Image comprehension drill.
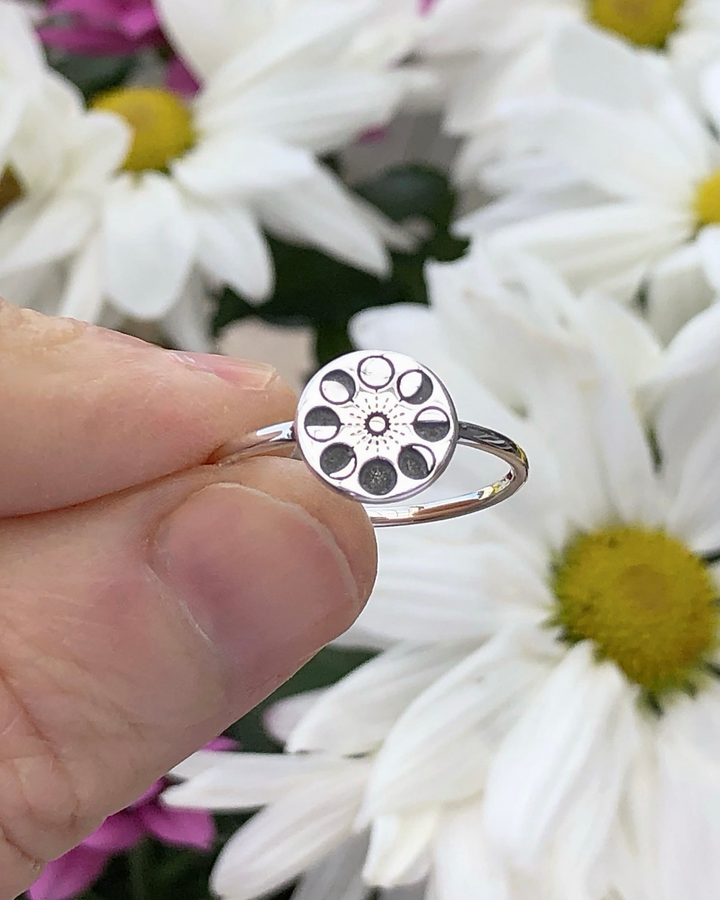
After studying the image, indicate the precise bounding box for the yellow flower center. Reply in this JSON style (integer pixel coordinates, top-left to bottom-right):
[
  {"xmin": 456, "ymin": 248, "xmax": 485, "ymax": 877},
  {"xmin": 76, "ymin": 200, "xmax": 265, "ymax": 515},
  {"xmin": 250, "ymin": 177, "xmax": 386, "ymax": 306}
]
[
  {"xmin": 92, "ymin": 88, "xmax": 195, "ymax": 173},
  {"xmin": 0, "ymin": 167, "xmax": 22, "ymax": 212},
  {"xmin": 588, "ymin": 0, "xmax": 683, "ymax": 47},
  {"xmin": 695, "ymin": 169, "xmax": 720, "ymax": 226},
  {"xmin": 552, "ymin": 526, "xmax": 718, "ymax": 698}
]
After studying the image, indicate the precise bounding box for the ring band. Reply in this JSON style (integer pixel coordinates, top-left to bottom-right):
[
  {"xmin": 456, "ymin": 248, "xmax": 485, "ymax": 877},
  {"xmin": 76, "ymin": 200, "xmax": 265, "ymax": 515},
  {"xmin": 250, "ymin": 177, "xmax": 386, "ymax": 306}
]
[{"xmin": 229, "ymin": 351, "xmax": 529, "ymax": 528}]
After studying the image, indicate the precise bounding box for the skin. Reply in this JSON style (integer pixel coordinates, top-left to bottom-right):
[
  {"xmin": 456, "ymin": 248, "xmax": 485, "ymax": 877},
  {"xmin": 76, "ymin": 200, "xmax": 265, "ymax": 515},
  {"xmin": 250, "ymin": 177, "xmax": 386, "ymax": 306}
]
[{"xmin": 0, "ymin": 300, "xmax": 377, "ymax": 898}]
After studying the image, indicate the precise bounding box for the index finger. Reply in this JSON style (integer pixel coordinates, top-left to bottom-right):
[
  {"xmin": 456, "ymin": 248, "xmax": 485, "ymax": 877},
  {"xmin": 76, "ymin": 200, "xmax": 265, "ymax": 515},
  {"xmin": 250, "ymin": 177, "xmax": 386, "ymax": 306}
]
[{"xmin": 0, "ymin": 301, "xmax": 297, "ymax": 516}]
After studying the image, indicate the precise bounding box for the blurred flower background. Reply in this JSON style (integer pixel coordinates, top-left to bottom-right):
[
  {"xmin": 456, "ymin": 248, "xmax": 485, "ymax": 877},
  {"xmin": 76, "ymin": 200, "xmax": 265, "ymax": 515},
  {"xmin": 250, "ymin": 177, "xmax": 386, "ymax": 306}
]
[{"xmin": 4, "ymin": 0, "xmax": 720, "ymax": 898}]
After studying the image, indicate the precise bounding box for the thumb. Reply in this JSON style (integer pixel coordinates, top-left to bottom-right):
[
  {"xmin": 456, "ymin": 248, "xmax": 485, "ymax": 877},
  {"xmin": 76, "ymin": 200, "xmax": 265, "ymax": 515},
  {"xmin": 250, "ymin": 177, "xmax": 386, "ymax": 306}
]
[{"xmin": 0, "ymin": 304, "xmax": 377, "ymax": 897}]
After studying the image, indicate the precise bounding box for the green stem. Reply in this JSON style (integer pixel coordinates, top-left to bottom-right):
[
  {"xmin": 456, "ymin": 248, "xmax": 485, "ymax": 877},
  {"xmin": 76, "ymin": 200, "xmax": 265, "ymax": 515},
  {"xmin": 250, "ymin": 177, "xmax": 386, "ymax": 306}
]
[{"xmin": 128, "ymin": 841, "xmax": 151, "ymax": 900}]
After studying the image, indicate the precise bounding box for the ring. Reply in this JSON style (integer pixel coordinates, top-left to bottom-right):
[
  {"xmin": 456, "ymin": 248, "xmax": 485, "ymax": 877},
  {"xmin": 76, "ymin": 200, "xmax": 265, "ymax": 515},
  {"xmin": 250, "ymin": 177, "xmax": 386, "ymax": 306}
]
[{"xmin": 232, "ymin": 350, "xmax": 529, "ymax": 527}]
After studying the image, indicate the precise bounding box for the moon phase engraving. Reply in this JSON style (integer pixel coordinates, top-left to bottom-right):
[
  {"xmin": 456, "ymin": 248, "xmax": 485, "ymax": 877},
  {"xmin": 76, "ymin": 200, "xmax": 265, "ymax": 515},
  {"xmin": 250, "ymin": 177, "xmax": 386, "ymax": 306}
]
[
  {"xmin": 414, "ymin": 407, "xmax": 451, "ymax": 442},
  {"xmin": 359, "ymin": 458, "xmax": 398, "ymax": 495},
  {"xmin": 321, "ymin": 370, "xmax": 356, "ymax": 405},
  {"xmin": 398, "ymin": 444, "xmax": 435, "ymax": 480},
  {"xmin": 295, "ymin": 350, "xmax": 458, "ymax": 503},
  {"xmin": 398, "ymin": 370, "xmax": 433, "ymax": 404},
  {"xmin": 320, "ymin": 443, "xmax": 357, "ymax": 479},
  {"xmin": 359, "ymin": 355, "xmax": 394, "ymax": 389},
  {"xmin": 304, "ymin": 406, "xmax": 341, "ymax": 442}
]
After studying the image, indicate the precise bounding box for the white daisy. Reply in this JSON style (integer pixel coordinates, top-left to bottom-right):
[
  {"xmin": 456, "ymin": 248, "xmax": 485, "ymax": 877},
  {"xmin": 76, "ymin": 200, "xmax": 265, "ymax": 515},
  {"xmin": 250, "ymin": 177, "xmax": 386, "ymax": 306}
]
[
  {"xmin": 80, "ymin": 0, "xmax": 422, "ymax": 331},
  {"xmin": 2, "ymin": 0, "xmax": 423, "ymax": 344},
  {"xmin": 422, "ymin": 0, "xmax": 720, "ymax": 181},
  {"xmin": 459, "ymin": 25, "xmax": 720, "ymax": 343},
  {"xmin": 166, "ymin": 246, "xmax": 720, "ymax": 899},
  {"xmin": 0, "ymin": 4, "xmax": 130, "ymax": 320},
  {"xmin": 0, "ymin": 2, "xmax": 44, "ymax": 169}
]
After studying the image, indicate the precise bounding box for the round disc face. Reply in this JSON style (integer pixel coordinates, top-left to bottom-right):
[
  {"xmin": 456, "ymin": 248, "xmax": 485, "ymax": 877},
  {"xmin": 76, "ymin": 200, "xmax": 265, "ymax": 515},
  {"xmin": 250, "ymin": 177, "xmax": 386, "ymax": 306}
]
[{"xmin": 296, "ymin": 351, "xmax": 458, "ymax": 503}]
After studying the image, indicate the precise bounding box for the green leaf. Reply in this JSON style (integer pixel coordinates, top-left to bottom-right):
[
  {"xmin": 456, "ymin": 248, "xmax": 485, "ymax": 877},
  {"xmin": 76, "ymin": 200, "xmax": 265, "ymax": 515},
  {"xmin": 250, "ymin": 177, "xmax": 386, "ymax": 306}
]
[
  {"xmin": 356, "ymin": 164, "xmax": 456, "ymax": 229},
  {"xmin": 50, "ymin": 55, "xmax": 137, "ymax": 102}
]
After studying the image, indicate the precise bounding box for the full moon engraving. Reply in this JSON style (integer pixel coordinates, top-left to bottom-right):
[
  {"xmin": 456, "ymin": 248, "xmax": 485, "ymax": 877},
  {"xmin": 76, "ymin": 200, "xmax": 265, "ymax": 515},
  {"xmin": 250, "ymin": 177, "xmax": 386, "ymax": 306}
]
[
  {"xmin": 359, "ymin": 355, "xmax": 394, "ymax": 389},
  {"xmin": 359, "ymin": 458, "xmax": 397, "ymax": 496}
]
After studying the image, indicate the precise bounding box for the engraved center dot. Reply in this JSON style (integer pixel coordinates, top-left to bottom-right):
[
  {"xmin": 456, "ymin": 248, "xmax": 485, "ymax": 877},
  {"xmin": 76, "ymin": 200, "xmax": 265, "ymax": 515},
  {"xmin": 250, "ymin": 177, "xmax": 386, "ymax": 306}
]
[{"xmin": 367, "ymin": 414, "xmax": 388, "ymax": 435}]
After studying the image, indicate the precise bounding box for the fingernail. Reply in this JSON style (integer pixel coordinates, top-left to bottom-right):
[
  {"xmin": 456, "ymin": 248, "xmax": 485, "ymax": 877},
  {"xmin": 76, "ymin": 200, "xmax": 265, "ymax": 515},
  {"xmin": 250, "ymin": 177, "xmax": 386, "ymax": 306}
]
[
  {"xmin": 168, "ymin": 352, "xmax": 277, "ymax": 388},
  {"xmin": 149, "ymin": 483, "xmax": 361, "ymax": 696}
]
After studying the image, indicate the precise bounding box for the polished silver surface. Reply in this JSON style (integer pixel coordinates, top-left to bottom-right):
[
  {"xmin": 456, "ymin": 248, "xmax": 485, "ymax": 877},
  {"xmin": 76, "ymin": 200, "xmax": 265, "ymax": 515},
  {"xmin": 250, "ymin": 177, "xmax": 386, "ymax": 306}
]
[{"xmin": 228, "ymin": 351, "xmax": 529, "ymax": 527}]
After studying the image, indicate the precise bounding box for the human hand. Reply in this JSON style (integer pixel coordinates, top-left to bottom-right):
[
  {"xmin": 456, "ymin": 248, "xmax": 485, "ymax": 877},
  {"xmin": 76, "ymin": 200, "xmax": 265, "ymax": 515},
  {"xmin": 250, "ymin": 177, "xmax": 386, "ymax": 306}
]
[{"xmin": 0, "ymin": 301, "xmax": 376, "ymax": 898}]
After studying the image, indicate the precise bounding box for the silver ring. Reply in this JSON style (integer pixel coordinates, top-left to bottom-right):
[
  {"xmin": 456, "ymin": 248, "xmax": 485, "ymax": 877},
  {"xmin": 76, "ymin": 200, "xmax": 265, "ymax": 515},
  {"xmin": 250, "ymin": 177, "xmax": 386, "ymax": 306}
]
[{"xmin": 231, "ymin": 350, "xmax": 528, "ymax": 527}]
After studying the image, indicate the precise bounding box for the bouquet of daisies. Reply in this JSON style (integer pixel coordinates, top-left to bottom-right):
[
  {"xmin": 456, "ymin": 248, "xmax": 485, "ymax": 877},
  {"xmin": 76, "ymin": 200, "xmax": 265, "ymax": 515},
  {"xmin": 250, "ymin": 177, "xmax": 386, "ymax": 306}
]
[{"xmin": 5, "ymin": 0, "xmax": 720, "ymax": 899}]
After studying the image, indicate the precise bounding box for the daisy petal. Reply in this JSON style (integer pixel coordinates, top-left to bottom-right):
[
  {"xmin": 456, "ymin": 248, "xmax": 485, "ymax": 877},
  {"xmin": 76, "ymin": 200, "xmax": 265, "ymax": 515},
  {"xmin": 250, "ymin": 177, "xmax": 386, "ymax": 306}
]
[
  {"xmin": 10, "ymin": 76, "xmax": 84, "ymax": 194},
  {"xmin": 529, "ymin": 102, "xmax": 695, "ymax": 203},
  {"xmin": 648, "ymin": 304, "xmax": 720, "ymax": 495},
  {"xmin": 645, "ymin": 242, "xmax": 715, "ymax": 343},
  {"xmin": 287, "ymin": 644, "xmax": 465, "ymax": 755},
  {"xmin": 154, "ymin": 0, "xmax": 238, "ymax": 80},
  {"xmin": 549, "ymin": 690, "xmax": 639, "ymax": 899},
  {"xmin": 102, "ymin": 173, "xmax": 196, "ymax": 319},
  {"xmin": 264, "ymin": 691, "xmax": 327, "ymax": 745},
  {"xmin": 165, "ymin": 753, "xmax": 352, "ymax": 810},
  {"xmin": 552, "ymin": 24, "xmax": 665, "ymax": 110},
  {"xmin": 0, "ymin": 194, "xmax": 93, "ymax": 276},
  {"xmin": 0, "ymin": 92, "xmax": 24, "ymax": 169},
  {"xmin": 0, "ymin": 3, "xmax": 46, "ymax": 87},
  {"xmin": 211, "ymin": 762, "xmax": 368, "ymax": 900},
  {"xmin": 581, "ymin": 353, "xmax": 663, "ymax": 527},
  {"xmin": 292, "ymin": 834, "xmax": 369, "ymax": 900},
  {"xmin": 190, "ymin": 200, "xmax": 273, "ymax": 302},
  {"xmin": 666, "ymin": 409, "xmax": 720, "ymax": 552},
  {"xmin": 198, "ymin": 68, "xmax": 406, "ymax": 153},
  {"xmin": 484, "ymin": 642, "xmax": 632, "ymax": 869},
  {"xmin": 197, "ymin": 0, "xmax": 378, "ymax": 104},
  {"xmin": 63, "ymin": 110, "xmax": 131, "ymax": 191},
  {"xmin": 700, "ymin": 60, "xmax": 720, "ymax": 134},
  {"xmin": 660, "ymin": 683, "xmax": 720, "ymax": 764},
  {"xmin": 257, "ymin": 167, "xmax": 389, "ymax": 276},
  {"xmin": 577, "ymin": 292, "xmax": 662, "ymax": 388},
  {"xmin": 364, "ymin": 811, "xmax": 437, "ymax": 887},
  {"xmin": 172, "ymin": 136, "xmax": 315, "ymax": 199},
  {"xmin": 362, "ymin": 634, "xmax": 557, "ymax": 818},
  {"xmin": 654, "ymin": 729, "xmax": 720, "ymax": 900},
  {"xmin": 696, "ymin": 224, "xmax": 720, "ymax": 293},
  {"xmin": 490, "ymin": 203, "xmax": 691, "ymax": 301},
  {"xmin": 433, "ymin": 802, "xmax": 509, "ymax": 900},
  {"xmin": 160, "ymin": 269, "xmax": 214, "ymax": 352},
  {"xmin": 58, "ymin": 233, "xmax": 104, "ymax": 322},
  {"xmin": 356, "ymin": 533, "xmax": 549, "ymax": 644}
]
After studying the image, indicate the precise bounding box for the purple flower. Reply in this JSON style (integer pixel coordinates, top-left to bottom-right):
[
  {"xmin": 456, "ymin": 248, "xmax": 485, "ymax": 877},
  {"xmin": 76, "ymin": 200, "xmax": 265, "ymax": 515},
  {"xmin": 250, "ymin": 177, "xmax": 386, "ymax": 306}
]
[
  {"xmin": 39, "ymin": 0, "xmax": 165, "ymax": 56},
  {"xmin": 28, "ymin": 737, "xmax": 236, "ymax": 900}
]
